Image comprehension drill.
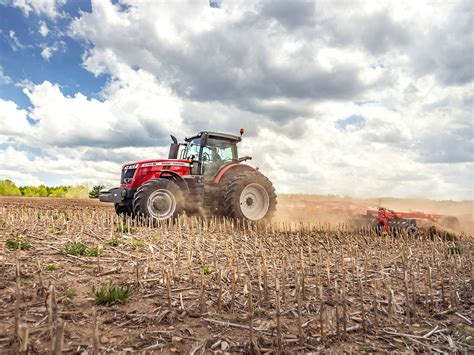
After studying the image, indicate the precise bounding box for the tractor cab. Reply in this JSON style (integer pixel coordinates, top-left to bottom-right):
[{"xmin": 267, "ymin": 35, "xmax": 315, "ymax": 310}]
[{"xmin": 169, "ymin": 131, "xmax": 241, "ymax": 178}]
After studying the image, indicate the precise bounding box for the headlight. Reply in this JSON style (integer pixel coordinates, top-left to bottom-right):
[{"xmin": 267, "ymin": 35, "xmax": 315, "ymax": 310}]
[{"xmin": 123, "ymin": 164, "xmax": 139, "ymax": 170}]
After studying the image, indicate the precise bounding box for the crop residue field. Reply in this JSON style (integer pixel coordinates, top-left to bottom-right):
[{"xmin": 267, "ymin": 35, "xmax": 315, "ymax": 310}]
[{"xmin": 0, "ymin": 197, "xmax": 473, "ymax": 353}]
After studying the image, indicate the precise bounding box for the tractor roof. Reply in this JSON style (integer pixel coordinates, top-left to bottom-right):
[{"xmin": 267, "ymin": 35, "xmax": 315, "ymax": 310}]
[{"xmin": 185, "ymin": 131, "xmax": 242, "ymax": 143}]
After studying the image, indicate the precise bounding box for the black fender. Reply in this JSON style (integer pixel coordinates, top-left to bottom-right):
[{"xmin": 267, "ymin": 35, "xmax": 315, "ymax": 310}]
[
  {"xmin": 157, "ymin": 170, "xmax": 190, "ymax": 194},
  {"xmin": 213, "ymin": 163, "xmax": 256, "ymax": 184}
]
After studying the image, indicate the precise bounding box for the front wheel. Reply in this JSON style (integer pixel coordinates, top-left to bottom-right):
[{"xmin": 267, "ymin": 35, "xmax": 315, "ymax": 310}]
[
  {"xmin": 222, "ymin": 171, "xmax": 277, "ymax": 221},
  {"xmin": 133, "ymin": 179, "xmax": 184, "ymax": 220}
]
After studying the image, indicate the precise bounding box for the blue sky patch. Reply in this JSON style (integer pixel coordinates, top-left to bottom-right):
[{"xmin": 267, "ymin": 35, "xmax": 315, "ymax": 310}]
[
  {"xmin": 0, "ymin": 142, "xmax": 50, "ymax": 158},
  {"xmin": 0, "ymin": 2, "xmax": 107, "ymax": 109},
  {"xmin": 209, "ymin": 0, "xmax": 222, "ymax": 9},
  {"xmin": 336, "ymin": 114, "xmax": 366, "ymax": 130},
  {"xmin": 354, "ymin": 100, "xmax": 379, "ymax": 107}
]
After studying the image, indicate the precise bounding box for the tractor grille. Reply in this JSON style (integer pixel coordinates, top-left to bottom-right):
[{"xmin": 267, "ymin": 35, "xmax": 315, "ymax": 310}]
[{"xmin": 121, "ymin": 168, "xmax": 136, "ymax": 184}]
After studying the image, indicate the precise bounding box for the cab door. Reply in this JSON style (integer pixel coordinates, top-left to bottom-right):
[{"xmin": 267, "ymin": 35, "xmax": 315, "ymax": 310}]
[{"xmin": 184, "ymin": 139, "xmax": 204, "ymax": 175}]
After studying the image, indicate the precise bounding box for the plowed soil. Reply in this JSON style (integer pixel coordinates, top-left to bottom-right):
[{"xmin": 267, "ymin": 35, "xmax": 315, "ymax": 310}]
[{"xmin": 0, "ymin": 196, "xmax": 473, "ymax": 353}]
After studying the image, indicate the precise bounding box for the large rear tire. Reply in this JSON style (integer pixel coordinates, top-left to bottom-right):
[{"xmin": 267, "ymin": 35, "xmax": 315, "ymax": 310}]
[
  {"xmin": 133, "ymin": 179, "xmax": 184, "ymax": 220},
  {"xmin": 222, "ymin": 171, "xmax": 277, "ymax": 221}
]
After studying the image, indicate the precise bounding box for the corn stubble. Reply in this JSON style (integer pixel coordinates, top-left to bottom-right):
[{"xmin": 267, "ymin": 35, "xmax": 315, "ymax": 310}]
[{"xmin": 0, "ymin": 197, "xmax": 473, "ymax": 353}]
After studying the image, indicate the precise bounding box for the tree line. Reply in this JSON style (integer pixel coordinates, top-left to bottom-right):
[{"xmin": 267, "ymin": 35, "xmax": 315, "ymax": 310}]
[{"xmin": 0, "ymin": 179, "xmax": 105, "ymax": 199}]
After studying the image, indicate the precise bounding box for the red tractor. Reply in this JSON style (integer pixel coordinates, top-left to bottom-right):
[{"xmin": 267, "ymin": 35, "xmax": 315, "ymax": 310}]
[{"xmin": 99, "ymin": 130, "xmax": 277, "ymax": 221}]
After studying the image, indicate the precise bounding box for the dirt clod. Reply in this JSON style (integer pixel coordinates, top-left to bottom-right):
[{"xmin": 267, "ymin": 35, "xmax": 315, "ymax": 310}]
[
  {"xmin": 172, "ymin": 336, "xmax": 182, "ymax": 343},
  {"xmin": 221, "ymin": 341, "xmax": 229, "ymax": 351}
]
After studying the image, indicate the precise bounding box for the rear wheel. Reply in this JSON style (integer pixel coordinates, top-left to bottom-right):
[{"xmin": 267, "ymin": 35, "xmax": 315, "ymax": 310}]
[
  {"xmin": 222, "ymin": 171, "xmax": 277, "ymax": 221},
  {"xmin": 133, "ymin": 179, "xmax": 184, "ymax": 220}
]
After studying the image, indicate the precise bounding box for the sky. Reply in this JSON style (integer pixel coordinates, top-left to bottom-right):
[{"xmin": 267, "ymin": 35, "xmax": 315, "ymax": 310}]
[{"xmin": 0, "ymin": 0, "xmax": 472, "ymax": 200}]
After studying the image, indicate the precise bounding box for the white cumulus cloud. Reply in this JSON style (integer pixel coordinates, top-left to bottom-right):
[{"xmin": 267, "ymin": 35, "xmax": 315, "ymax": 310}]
[
  {"xmin": 9, "ymin": 0, "xmax": 66, "ymax": 18},
  {"xmin": 0, "ymin": 0, "xmax": 472, "ymax": 199},
  {"xmin": 38, "ymin": 20, "xmax": 49, "ymax": 37},
  {"xmin": 0, "ymin": 98, "xmax": 31, "ymax": 143}
]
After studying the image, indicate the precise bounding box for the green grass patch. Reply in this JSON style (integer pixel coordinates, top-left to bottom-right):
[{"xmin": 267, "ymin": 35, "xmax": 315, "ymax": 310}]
[
  {"xmin": 46, "ymin": 263, "xmax": 57, "ymax": 271},
  {"xmin": 108, "ymin": 237, "xmax": 125, "ymax": 247},
  {"xmin": 59, "ymin": 242, "xmax": 88, "ymax": 256},
  {"xmin": 59, "ymin": 242, "xmax": 101, "ymax": 257},
  {"xmin": 92, "ymin": 281, "xmax": 131, "ymax": 305},
  {"xmin": 63, "ymin": 289, "xmax": 77, "ymax": 299},
  {"xmin": 19, "ymin": 278, "xmax": 28, "ymax": 286},
  {"xmin": 203, "ymin": 265, "xmax": 212, "ymax": 275},
  {"xmin": 87, "ymin": 246, "xmax": 102, "ymax": 257},
  {"xmin": 132, "ymin": 241, "xmax": 145, "ymax": 248},
  {"xmin": 448, "ymin": 246, "xmax": 463, "ymax": 254},
  {"xmin": 455, "ymin": 325, "xmax": 474, "ymax": 345},
  {"xmin": 462, "ymin": 337, "xmax": 474, "ymax": 346},
  {"xmin": 6, "ymin": 235, "xmax": 33, "ymax": 251}
]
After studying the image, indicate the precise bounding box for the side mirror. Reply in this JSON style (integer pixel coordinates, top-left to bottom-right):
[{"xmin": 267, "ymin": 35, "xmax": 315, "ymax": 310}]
[
  {"xmin": 168, "ymin": 143, "xmax": 179, "ymax": 159},
  {"xmin": 201, "ymin": 132, "xmax": 209, "ymax": 146}
]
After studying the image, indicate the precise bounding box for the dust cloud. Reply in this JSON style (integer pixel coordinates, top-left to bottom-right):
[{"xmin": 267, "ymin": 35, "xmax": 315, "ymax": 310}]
[{"xmin": 275, "ymin": 195, "xmax": 474, "ymax": 235}]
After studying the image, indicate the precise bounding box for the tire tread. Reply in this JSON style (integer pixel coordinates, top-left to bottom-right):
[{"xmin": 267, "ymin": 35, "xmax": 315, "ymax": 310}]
[
  {"xmin": 132, "ymin": 178, "xmax": 184, "ymax": 219},
  {"xmin": 221, "ymin": 171, "xmax": 277, "ymax": 220}
]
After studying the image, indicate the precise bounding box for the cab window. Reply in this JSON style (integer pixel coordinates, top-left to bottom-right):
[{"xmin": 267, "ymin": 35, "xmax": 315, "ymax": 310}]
[
  {"xmin": 201, "ymin": 138, "xmax": 237, "ymax": 177},
  {"xmin": 185, "ymin": 139, "xmax": 201, "ymax": 160},
  {"xmin": 202, "ymin": 138, "xmax": 237, "ymax": 162}
]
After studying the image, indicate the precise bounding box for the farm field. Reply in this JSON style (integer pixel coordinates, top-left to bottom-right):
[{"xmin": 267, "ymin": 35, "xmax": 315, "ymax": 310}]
[{"xmin": 0, "ymin": 196, "xmax": 473, "ymax": 353}]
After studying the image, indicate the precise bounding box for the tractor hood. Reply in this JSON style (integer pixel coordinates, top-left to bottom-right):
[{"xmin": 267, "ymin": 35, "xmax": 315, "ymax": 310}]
[
  {"xmin": 120, "ymin": 159, "xmax": 192, "ymax": 188},
  {"xmin": 122, "ymin": 159, "xmax": 191, "ymax": 170}
]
